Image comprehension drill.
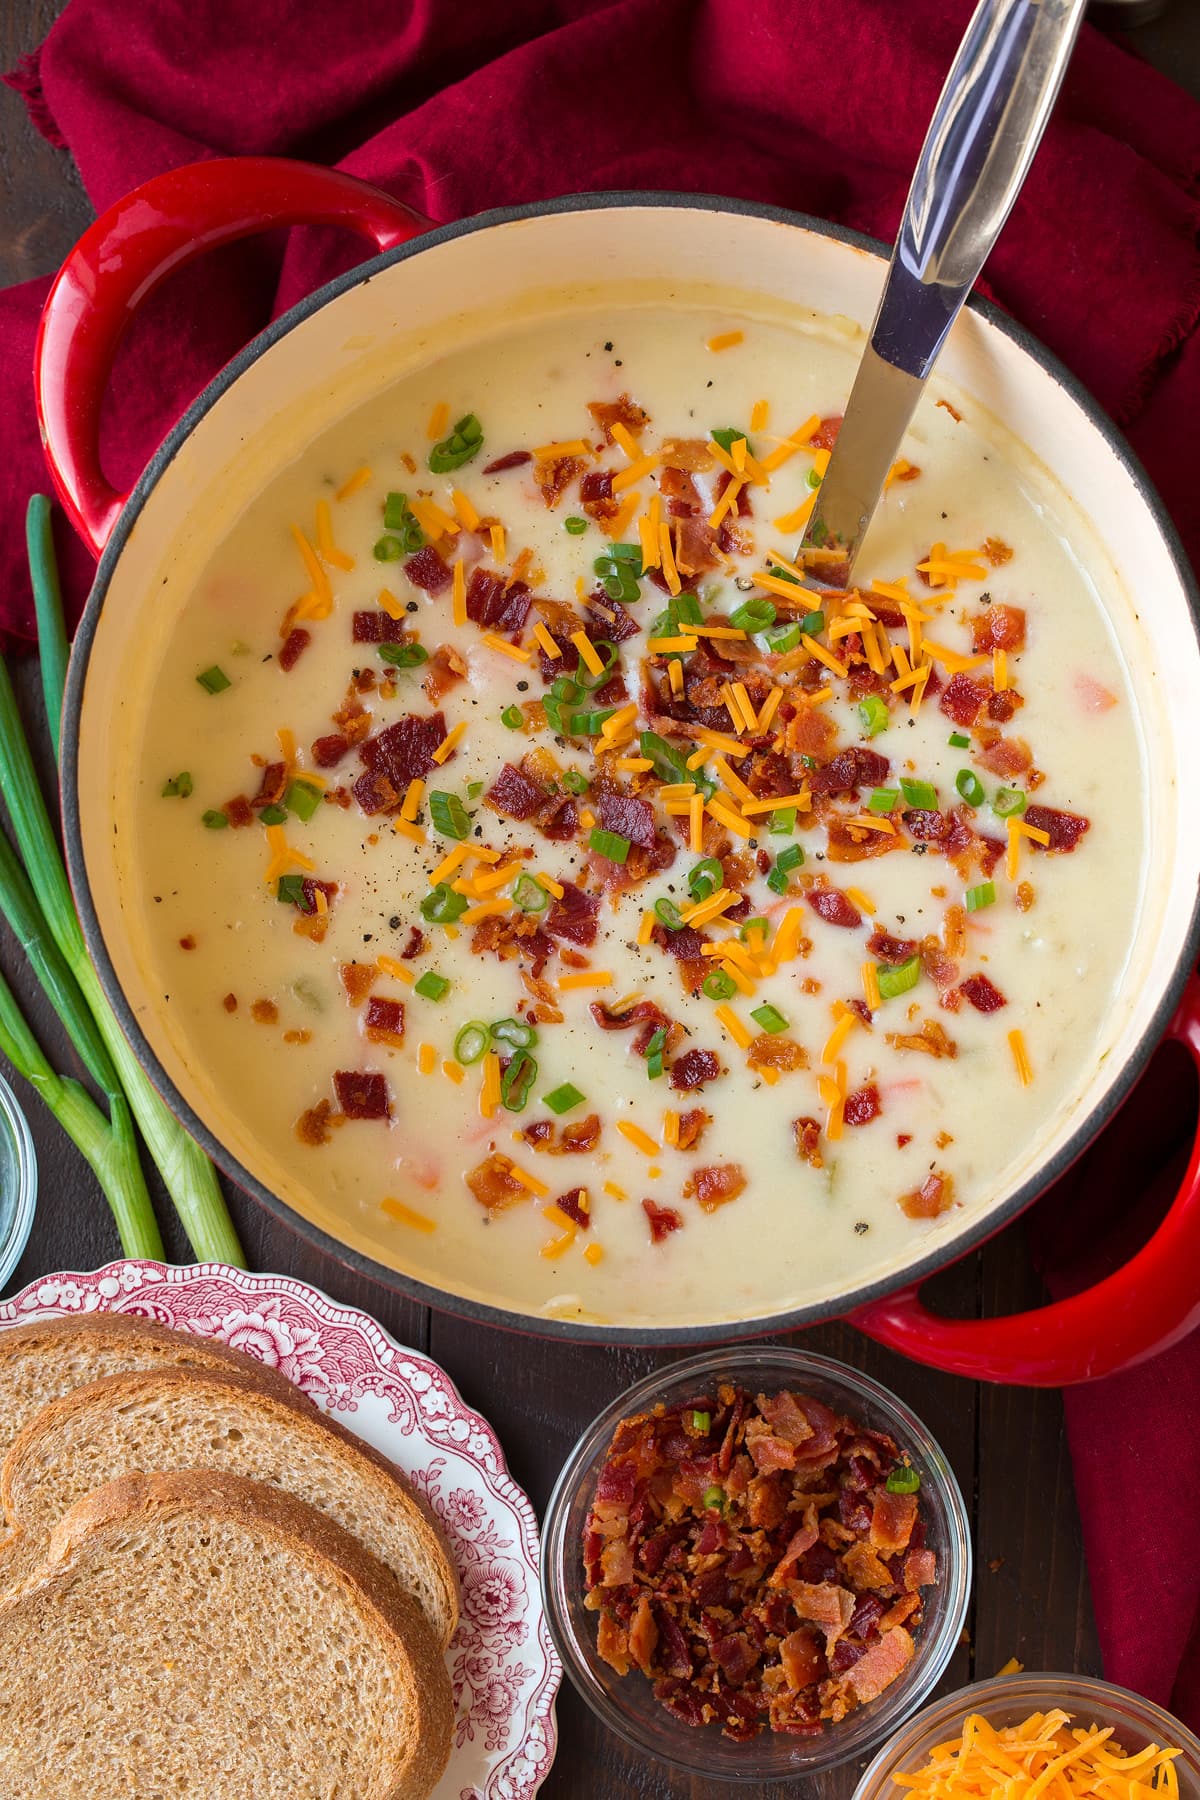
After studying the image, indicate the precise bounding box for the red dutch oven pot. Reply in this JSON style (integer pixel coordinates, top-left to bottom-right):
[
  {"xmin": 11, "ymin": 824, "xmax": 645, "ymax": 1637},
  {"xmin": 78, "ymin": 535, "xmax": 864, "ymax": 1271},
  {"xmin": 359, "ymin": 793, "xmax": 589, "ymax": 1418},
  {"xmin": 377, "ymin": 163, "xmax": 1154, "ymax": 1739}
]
[{"xmin": 36, "ymin": 158, "xmax": 1200, "ymax": 1383}]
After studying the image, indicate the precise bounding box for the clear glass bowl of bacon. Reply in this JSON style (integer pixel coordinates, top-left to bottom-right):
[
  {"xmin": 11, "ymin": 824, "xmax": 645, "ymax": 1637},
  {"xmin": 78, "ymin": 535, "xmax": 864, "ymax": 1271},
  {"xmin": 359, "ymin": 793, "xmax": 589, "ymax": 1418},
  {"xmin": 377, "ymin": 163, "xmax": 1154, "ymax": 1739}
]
[
  {"xmin": 541, "ymin": 1346, "xmax": 971, "ymax": 1782},
  {"xmin": 852, "ymin": 1672, "xmax": 1200, "ymax": 1800}
]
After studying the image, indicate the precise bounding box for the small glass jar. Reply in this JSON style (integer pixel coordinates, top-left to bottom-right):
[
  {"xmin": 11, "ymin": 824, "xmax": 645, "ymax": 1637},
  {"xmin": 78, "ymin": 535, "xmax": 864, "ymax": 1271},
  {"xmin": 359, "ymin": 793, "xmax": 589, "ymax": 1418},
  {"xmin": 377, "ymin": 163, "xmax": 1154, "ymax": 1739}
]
[
  {"xmin": 853, "ymin": 1671, "xmax": 1200, "ymax": 1800},
  {"xmin": 541, "ymin": 1345, "xmax": 971, "ymax": 1784}
]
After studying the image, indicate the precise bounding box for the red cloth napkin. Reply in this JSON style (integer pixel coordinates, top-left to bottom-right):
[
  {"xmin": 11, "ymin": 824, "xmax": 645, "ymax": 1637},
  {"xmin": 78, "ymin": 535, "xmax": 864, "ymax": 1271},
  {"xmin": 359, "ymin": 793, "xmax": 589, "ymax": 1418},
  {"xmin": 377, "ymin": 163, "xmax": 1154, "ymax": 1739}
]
[{"xmin": 6, "ymin": 0, "xmax": 1200, "ymax": 1725}]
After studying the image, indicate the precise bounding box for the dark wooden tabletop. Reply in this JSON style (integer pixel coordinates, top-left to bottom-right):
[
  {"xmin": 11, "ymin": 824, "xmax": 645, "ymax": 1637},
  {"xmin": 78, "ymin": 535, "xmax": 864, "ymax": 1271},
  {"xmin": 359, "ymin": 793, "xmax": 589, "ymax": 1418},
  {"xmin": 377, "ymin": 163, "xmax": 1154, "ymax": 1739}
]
[{"xmin": 2, "ymin": 4, "xmax": 1196, "ymax": 1794}]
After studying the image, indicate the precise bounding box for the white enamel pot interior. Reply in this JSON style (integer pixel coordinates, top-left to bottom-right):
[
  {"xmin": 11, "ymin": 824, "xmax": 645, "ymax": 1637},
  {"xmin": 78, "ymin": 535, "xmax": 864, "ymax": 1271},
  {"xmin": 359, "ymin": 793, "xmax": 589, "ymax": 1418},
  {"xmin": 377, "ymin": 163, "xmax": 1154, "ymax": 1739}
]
[{"xmin": 62, "ymin": 194, "xmax": 1200, "ymax": 1343}]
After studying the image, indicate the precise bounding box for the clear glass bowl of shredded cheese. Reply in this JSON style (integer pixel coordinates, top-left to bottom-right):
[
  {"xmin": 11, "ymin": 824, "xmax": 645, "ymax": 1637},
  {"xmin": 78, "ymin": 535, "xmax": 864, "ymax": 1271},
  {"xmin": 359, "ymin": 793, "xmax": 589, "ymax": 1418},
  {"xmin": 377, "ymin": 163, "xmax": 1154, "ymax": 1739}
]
[{"xmin": 853, "ymin": 1672, "xmax": 1200, "ymax": 1800}]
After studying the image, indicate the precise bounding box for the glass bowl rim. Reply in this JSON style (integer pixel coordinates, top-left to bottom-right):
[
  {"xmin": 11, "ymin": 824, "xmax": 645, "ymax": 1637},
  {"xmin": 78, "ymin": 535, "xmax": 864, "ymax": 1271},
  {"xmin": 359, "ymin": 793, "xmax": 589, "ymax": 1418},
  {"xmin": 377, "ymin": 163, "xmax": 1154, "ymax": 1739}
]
[
  {"xmin": 852, "ymin": 1669, "xmax": 1200, "ymax": 1800},
  {"xmin": 540, "ymin": 1343, "xmax": 973, "ymax": 1783},
  {"xmin": 0, "ymin": 1069, "xmax": 36, "ymax": 1290}
]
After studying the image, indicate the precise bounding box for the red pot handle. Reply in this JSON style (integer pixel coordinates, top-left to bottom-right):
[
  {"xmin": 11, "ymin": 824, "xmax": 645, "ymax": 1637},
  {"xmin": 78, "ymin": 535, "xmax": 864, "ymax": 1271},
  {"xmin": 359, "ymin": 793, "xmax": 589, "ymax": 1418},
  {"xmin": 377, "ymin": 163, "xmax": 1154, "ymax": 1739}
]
[
  {"xmin": 35, "ymin": 156, "xmax": 430, "ymax": 557},
  {"xmin": 846, "ymin": 972, "xmax": 1200, "ymax": 1385}
]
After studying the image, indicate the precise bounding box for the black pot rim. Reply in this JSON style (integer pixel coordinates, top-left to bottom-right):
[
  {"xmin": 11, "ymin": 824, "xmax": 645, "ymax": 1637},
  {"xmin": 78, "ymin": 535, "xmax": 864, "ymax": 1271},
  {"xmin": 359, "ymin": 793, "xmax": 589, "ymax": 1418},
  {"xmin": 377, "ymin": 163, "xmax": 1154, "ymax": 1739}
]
[{"xmin": 59, "ymin": 186, "xmax": 1200, "ymax": 1347}]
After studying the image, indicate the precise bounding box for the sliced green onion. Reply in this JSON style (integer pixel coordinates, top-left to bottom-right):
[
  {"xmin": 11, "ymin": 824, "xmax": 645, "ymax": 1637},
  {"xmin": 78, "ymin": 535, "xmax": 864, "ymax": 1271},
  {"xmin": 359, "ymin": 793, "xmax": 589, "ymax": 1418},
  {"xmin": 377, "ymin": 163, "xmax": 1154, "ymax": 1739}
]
[
  {"xmin": 202, "ymin": 809, "xmax": 229, "ymax": 830},
  {"xmin": 878, "ymin": 955, "xmax": 921, "ymax": 999},
  {"xmin": 702, "ymin": 1484, "xmax": 725, "ymax": 1511},
  {"xmin": 766, "ymin": 867, "xmax": 789, "ymax": 895},
  {"xmin": 544, "ymin": 1082, "xmax": 585, "ymax": 1115},
  {"xmin": 644, "ymin": 1027, "xmax": 668, "ymax": 1058},
  {"xmin": 639, "ymin": 731, "xmax": 715, "ymax": 798},
  {"xmin": 730, "ymin": 597, "xmax": 776, "ymax": 633},
  {"xmin": 428, "ymin": 413, "xmax": 483, "ymax": 473},
  {"xmin": 966, "ymin": 881, "xmax": 996, "ymax": 912},
  {"xmin": 568, "ymin": 707, "xmax": 619, "ymax": 737},
  {"xmin": 767, "ymin": 564, "xmax": 801, "ymax": 587},
  {"xmin": 491, "ymin": 1017, "xmax": 538, "ymax": 1051},
  {"xmin": 900, "ymin": 777, "xmax": 938, "ymax": 809},
  {"xmin": 688, "ymin": 1410, "xmax": 712, "ymax": 1433},
  {"xmin": 196, "ymin": 665, "xmax": 230, "ymax": 695},
  {"xmin": 956, "ymin": 769, "xmax": 985, "ymax": 807},
  {"xmin": 564, "ymin": 515, "xmax": 588, "ymax": 535},
  {"xmin": 740, "ymin": 917, "xmax": 768, "ymax": 941},
  {"xmin": 501, "ymin": 704, "xmax": 524, "ymax": 729},
  {"xmin": 383, "ymin": 491, "xmax": 409, "ymax": 530},
  {"xmin": 688, "ymin": 856, "xmax": 724, "ymax": 901},
  {"xmin": 161, "ymin": 772, "xmax": 193, "ymax": 799},
  {"xmin": 512, "ymin": 874, "xmax": 548, "ymax": 913},
  {"xmin": 948, "ymin": 731, "xmax": 970, "ymax": 749},
  {"xmin": 776, "ymin": 846, "xmax": 804, "ymax": 874},
  {"xmin": 429, "ymin": 791, "xmax": 471, "ymax": 840},
  {"xmin": 260, "ymin": 804, "xmax": 288, "ymax": 826},
  {"xmin": 454, "ymin": 1021, "xmax": 490, "ymax": 1065},
  {"xmin": 645, "ymin": 1051, "xmax": 665, "ymax": 1080},
  {"xmin": 419, "ymin": 882, "xmax": 468, "ymax": 924},
  {"xmin": 868, "ymin": 787, "xmax": 900, "ymax": 814},
  {"xmin": 414, "ymin": 971, "xmax": 451, "ymax": 1001},
  {"xmin": 711, "ymin": 428, "xmax": 751, "ymax": 455},
  {"xmin": 610, "ymin": 543, "xmax": 642, "ymax": 563},
  {"xmin": 500, "ymin": 1049, "xmax": 537, "ymax": 1111},
  {"xmin": 766, "ymin": 622, "xmax": 802, "ymax": 653},
  {"xmin": 378, "ymin": 642, "xmax": 429, "ymax": 668},
  {"xmin": 561, "ymin": 769, "xmax": 589, "ymax": 794},
  {"xmin": 589, "ymin": 827, "xmax": 631, "ymax": 864},
  {"xmin": 467, "ymin": 781, "xmax": 485, "ymax": 802},
  {"xmin": 750, "ymin": 1003, "xmax": 788, "ymax": 1034},
  {"xmin": 886, "ymin": 1465, "xmax": 921, "ymax": 1495},
  {"xmin": 798, "ymin": 609, "xmax": 824, "ymax": 636},
  {"xmin": 993, "ymin": 786, "xmax": 1027, "ymax": 818},
  {"xmin": 26, "ymin": 496, "xmax": 68, "ymax": 761},
  {"xmin": 373, "ymin": 534, "xmax": 404, "ymax": 561},
  {"xmin": 675, "ymin": 593, "xmax": 704, "ymax": 626},
  {"xmin": 654, "ymin": 897, "xmax": 684, "ymax": 931},
  {"xmin": 286, "ymin": 780, "xmax": 322, "ymax": 822},
  {"xmin": 769, "ymin": 807, "xmax": 797, "ymax": 835},
  {"xmin": 703, "ymin": 970, "xmax": 737, "ymax": 1001},
  {"xmin": 859, "ymin": 695, "xmax": 889, "ymax": 736}
]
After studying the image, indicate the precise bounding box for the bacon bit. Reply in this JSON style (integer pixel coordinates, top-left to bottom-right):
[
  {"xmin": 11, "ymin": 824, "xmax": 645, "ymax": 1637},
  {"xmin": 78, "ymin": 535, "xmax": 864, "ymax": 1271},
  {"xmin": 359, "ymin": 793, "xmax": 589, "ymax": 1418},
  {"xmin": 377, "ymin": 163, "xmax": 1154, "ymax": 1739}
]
[
  {"xmin": 792, "ymin": 1117, "xmax": 824, "ymax": 1168},
  {"xmin": 311, "ymin": 733, "xmax": 350, "ymax": 769},
  {"xmin": 364, "ymin": 996, "xmax": 405, "ymax": 1044},
  {"xmin": 682, "ymin": 1162, "xmax": 747, "ymax": 1212},
  {"xmin": 333, "ymin": 1070, "xmax": 391, "ymax": 1120},
  {"xmin": 867, "ymin": 930, "xmax": 919, "ymax": 964},
  {"xmin": 250, "ymin": 999, "xmax": 278, "ymax": 1024},
  {"xmin": 278, "ymin": 627, "xmax": 310, "ymax": 671},
  {"xmin": 748, "ymin": 1034, "xmax": 808, "ymax": 1072},
  {"xmin": 806, "ymin": 886, "xmax": 863, "ymax": 930},
  {"xmin": 669, "ymin": 1048, "xmax": 723, "ymax": 1090},
  {"xmin": 938, "ymin": 671, "xmax": 989, "ymax": 728},
  {"xmin": 482, "ymin": 450, "xmax": 531, "ymax": 474},
  {"xmin": 222, "ymin": 993, "xmax": 238, "ymax": 1014},
  {"xmin": 936, "ymin": 398, "xmax": 964, "ymax": 423},
  {"xmin": 552, "ymin": 1186, "xmax": 591, "ymax": 1230},
  {"xmin": 982, "ymin": 535, "xmax": 1013, "ymax": 565},
  {"xmin": 296, "ymin": 1099, "xmax": 336, "ymax": 1146},
  {"xmin": 535, "ymin": 454, "xmax": 586, "ymax": 509},
  {"xmin": 887, "ymin": 1019, "xmax": 958, "ymax": 1059},
  {"xmin": 1015, "ymin": 880, "xmax": 1035, "ymax": 912},
  {"xmin": 637, "ymin": 1198, "xmax": 681, "ymax": 1244},
  {"xmin": 942, "ymin": 904, "xmax": 967, "ymax": 959},
  {"xmin": 339, "ymin": 963, "xmax": 377, "ymax": 1007},
  {"xmin": 403, "ymin": 544, "xmax": 452, "ymax": 593},
  {"xmin": 977, "ymin": 734, "xmax": 1032, "ymax": 778},
  {"xmin": 959, "ymin": 973, "xmax": 1007, "ymax": 1013},
  {"xmin": 465, "ymin": 565, "xmax": 531, "ymax": 632},
  {"xmin": 466, "ymin": 1153, "xmax": 528, "ymax": 1212},
  {"xmin": 1024, "ymin": 804, "xmax": 1090, "ymax": 852},
  {"xmin": 971, "ymin": 604, "xmax": 1026, "ymax": 654},
  {"xmin": 546, "ymin": 881, "xmax": 600, "ymax": 947},
  {"xmin": 177, "ymin": 934, "xmax": 196, "ymax": 952},
  {"xmin": 844, "ymin": 1085, "xmax": 881, "ymax": 1127},
  {"xmin": 899, "ymin": 1170, "xmax": 955, "ymax": 1219}
]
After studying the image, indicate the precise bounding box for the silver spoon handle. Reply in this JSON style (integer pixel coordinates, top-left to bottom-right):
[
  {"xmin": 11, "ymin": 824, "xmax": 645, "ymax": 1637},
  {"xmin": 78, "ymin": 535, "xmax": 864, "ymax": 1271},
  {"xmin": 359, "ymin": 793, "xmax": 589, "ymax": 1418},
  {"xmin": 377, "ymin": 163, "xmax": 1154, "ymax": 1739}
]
[{"xmin": 802, "ymin": 0, "xmax": 1087, "ymax": 578}]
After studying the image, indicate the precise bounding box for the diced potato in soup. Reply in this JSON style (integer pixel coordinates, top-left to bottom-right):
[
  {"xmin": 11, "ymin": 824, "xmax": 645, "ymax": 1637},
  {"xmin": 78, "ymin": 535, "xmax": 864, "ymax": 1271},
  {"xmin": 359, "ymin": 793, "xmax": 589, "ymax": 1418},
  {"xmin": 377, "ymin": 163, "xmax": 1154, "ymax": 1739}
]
[{"xmin": 134, "ymin": 306, "xmax": 1142, "ymax": 1325}]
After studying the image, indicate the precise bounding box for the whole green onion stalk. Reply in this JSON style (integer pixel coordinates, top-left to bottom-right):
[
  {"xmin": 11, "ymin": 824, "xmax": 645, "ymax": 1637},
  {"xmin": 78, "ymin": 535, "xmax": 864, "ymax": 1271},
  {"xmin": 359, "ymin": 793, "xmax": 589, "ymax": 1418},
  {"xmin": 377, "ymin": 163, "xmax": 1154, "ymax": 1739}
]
[{"xmin": 0, "ymin": 496, "xmax": 244, "ymax": 1265}]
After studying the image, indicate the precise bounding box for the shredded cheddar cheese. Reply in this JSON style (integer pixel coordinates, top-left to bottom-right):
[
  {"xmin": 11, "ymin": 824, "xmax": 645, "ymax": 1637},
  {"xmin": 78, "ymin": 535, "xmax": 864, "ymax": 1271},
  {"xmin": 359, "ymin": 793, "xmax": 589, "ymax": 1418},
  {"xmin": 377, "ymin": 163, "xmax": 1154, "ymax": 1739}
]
[
  {"xmin": 426, "ymin": 400, "xmax": 450, "ymax": 441},
  {"xmin": 618, "ymin": 1120, "xmax": 660, "ymax": 1156},
  {"xmin": 417, "ymin": 1042, "xmax": 437, "ymax": 1076},
  {"xmin": 707, "ymin": 329, "xmax": 744, "ymax": 352},
  {"xmin": 890, "ymin": 1709, "xmax": 1181, "ymax": 1800},
  {"xmin": 479, "ymin": 1051, "xmax": 501, "ymax": 1118},
  {"xmin": 407, "ymin": 496, "xmax": 459, "ymax": 541},
  {"xmin": 381, "ymin": 1197, "xmax": 436, "ymax": 1233},
  {"xmin": 612, "ymin": 452, "xmax": 658, "ymax": 492},
  {"xmin": 335, "ymin": 464, "xmax": 372, "ymax": 501},
  {"xmin": 862, "ymin": 961, "xmax": 882, "ymax": 1011},
  {"xmin": 489, "ymin": 523, "xmax": 506, "ymax": 565},
  {"xmin": 481, "ymin": 633, "xmax": 530, "ymax": 662},
  {"xmin": 532, "ymin": 622, "xmax": 561, "ymax": 660},
  {"xmin": 376, "ymin": 956, "xmax": 414, "ymax": 984},
  {"xmin": 1009, "ymin": 1029, "xmax": 1033, "ymax": 1087},
  {"xmin": 432, "ymin": 721, "xmax": 467, "ymax": 763},
  {"xmin": 557, "ymin": 970, "xmax": 613, "ymax": 991},
  {"xmin": 452, "ymin": 487, "xmax": 480, "ymax": 530},
  {"xmin": 714, "ymin": 1005, "xmax": 753, "ymax": 1050}
]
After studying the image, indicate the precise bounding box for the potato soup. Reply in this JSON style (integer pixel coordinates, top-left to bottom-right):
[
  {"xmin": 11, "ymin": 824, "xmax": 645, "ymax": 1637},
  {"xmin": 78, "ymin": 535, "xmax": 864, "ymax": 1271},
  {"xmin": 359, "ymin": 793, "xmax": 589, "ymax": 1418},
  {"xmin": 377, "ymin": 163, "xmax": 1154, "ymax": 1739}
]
[{"xmin": 132, "ymin": 305, "xmax": 1144, "ymax": 1324}]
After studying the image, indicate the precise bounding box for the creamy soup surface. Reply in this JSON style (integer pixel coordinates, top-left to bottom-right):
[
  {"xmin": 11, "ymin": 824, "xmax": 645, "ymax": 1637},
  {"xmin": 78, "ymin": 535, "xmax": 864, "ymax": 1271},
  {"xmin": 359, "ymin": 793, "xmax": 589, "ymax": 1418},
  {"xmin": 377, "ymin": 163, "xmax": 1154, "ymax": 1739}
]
[{"xmin": 134, "ymin": 304, "xmax": 1144, "ymax": 1323}]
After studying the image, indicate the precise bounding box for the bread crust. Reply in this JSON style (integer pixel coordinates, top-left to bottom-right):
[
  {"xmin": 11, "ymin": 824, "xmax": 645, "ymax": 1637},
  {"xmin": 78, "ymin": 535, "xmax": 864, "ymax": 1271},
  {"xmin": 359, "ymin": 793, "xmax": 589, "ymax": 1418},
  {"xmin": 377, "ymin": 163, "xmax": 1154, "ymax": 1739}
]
[
  {"xmin": 1, "ymin": 1364, "xmax": 459, "ymax": 1646},
  {"xmin": 0, "ymin": 1469, "xmax": 454, "ymax": 1800}
]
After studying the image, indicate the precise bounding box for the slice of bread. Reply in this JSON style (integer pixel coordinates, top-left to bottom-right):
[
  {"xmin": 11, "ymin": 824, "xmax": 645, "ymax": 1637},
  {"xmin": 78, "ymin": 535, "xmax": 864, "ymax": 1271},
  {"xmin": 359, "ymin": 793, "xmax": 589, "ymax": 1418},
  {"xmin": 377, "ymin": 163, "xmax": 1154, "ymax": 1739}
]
[
  {"xmin": 0, "ymin": 1470, "xmax": 453, "ymax": 1800},
  {"xmin": 0, "ymin": 1312, "xmax": 300, "ymax": 1463},
  {"xmin": 0, "ymin": 1365, "xmax": 459, "ymax": 1648}
]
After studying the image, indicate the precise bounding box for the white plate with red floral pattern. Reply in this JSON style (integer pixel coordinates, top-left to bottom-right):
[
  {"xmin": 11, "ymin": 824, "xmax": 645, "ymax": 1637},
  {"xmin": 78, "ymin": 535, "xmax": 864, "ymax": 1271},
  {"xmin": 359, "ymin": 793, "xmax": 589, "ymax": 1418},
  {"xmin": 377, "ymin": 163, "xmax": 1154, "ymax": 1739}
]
[{"xmin": 0, "ymin": 1260, "xmax": 560, "ymax": 1800}]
